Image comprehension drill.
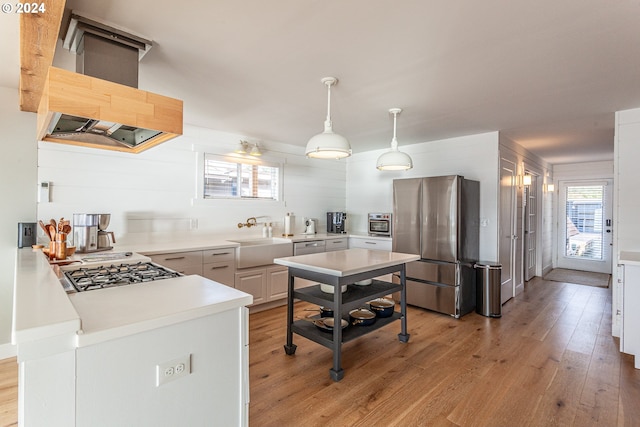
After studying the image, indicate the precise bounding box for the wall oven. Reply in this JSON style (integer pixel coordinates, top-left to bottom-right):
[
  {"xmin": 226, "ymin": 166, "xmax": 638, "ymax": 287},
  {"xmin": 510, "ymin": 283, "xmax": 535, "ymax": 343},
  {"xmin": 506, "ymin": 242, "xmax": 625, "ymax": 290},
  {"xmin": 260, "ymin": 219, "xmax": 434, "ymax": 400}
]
[{"xmin": 368, "ymin": 213, "xmax": 392, "ymax": 237}]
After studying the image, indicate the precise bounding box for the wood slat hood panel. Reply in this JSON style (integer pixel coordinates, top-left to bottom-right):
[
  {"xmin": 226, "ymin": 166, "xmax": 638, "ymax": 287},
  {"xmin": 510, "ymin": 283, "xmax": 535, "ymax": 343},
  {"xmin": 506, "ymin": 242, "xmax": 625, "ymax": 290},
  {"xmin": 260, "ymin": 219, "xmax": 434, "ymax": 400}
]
[
  {"xmin": 37, "ymin": 67, "xmax": 183, "ymax": 153},
  {"xmin": 19, "ymin": 0, "xmax": 66, "ymax": 113}
]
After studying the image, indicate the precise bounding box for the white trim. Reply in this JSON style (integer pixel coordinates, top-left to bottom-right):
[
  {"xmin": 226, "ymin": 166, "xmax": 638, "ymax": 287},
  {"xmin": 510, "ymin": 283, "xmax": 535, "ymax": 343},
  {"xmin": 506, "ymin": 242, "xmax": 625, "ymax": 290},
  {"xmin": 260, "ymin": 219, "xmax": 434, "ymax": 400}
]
[
  {"xmin": 191, "ymin": 146, "xmax": 285, "ymax": 205},
  {"xmin": 0, "ymin": 342, "xmax": 16, "ymax": 360}
]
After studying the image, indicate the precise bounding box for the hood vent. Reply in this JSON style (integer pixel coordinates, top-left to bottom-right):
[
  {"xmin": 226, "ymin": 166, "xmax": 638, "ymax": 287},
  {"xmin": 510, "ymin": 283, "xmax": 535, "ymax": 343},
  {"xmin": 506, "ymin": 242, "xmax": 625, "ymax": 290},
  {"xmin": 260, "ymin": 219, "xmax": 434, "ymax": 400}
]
[{"xmin": 37, "ymin": 12, "xmax": 183, "ymax": 153}]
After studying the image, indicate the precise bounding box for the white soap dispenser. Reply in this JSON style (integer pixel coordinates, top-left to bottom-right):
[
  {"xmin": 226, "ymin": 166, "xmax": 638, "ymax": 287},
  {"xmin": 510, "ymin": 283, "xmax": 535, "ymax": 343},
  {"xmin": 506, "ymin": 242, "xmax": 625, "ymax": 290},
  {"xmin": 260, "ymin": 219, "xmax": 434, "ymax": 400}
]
[
  {"xmin": 267, "ymin": 222, "xmax": 273, "ymax": 238},
  {"xmin": 262, "ymin": 223, "xmax": 268, "ymax": 238}
]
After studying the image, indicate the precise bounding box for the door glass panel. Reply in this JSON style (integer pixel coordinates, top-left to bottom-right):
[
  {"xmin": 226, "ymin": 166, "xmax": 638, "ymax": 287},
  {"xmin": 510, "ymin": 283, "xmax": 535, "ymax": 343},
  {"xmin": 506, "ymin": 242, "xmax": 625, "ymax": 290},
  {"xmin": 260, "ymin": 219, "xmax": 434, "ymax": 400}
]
[{"xmin": 564, "ymin": 185, "xmax": 604, "ymax": 260}]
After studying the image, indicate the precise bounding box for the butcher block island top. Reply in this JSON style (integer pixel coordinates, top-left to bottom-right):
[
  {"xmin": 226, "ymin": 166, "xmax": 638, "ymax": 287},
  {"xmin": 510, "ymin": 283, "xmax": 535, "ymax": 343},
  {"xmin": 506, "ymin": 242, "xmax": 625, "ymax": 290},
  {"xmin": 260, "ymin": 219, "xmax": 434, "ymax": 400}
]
[
  {"xmin": 275, "ymin": 248, "xmax": 420, "ymax": 382},
  {"xmin": 273, "ymin": 248, "xmax": 419, "ymax": 276}
]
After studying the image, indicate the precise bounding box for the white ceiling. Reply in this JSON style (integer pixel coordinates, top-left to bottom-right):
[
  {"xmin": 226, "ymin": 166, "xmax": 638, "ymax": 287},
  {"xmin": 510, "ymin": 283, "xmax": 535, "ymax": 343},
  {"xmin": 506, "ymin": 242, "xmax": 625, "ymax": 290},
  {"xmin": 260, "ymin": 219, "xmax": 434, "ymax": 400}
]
[{"xmin": 5, "ymin": 1, "xmax": 640, "ymax": 164}]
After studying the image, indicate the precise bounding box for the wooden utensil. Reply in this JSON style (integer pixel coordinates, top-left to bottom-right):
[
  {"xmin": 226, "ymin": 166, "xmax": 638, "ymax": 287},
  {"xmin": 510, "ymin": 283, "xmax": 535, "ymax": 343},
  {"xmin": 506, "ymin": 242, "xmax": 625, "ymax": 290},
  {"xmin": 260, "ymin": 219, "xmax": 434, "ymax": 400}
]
[
  {"xmin": 39, "ymin": 220, "xmax": 51, "ymax": 240},
  {"xmin": 48, "ymin": 224, "xmax": 56, "ymax": 241},
  {"xmin": 62, "ymin": 224, "xmax": 71, "ymax": 234}
]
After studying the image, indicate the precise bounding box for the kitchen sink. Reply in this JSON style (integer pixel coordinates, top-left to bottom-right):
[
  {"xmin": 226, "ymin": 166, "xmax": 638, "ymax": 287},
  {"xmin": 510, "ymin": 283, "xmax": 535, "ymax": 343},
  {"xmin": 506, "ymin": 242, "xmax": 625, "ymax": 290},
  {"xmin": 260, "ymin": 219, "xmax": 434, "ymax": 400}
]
[{"xmin": 228, "ymin": 237, "xmax": 293, "ymax": 268}]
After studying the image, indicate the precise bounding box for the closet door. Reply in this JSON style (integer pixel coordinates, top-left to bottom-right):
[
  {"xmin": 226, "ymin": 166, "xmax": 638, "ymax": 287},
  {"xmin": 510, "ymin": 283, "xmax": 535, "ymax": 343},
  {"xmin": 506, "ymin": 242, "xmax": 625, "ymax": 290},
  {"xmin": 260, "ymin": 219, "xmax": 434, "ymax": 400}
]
[{"xmin": 499, "ymin": 157, "xmax": 517, "ymax": 303}]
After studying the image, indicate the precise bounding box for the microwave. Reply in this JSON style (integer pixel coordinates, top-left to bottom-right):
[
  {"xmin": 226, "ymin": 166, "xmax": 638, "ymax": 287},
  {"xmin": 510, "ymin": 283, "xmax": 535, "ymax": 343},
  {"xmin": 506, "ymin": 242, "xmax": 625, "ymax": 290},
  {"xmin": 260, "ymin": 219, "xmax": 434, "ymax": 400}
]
[{"xmin": 368, "ymin": 213, "xmax": 392, "ymax": 237}]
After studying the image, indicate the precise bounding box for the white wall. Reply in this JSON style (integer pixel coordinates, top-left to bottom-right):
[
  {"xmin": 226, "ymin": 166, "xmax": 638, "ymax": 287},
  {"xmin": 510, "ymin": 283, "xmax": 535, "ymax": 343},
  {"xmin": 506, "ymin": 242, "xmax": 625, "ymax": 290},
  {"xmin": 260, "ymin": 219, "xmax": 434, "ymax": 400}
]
[
  {"xmin": 37, "ymin": 124, "xmax": 347, "ymax": 244},
  {"xmin": 0, "ymin": 87, "xmax": 37, "ymax": 356},
  {"xmin": 346, "ymin": 132, "xmax": 500, "ymax": 261}
]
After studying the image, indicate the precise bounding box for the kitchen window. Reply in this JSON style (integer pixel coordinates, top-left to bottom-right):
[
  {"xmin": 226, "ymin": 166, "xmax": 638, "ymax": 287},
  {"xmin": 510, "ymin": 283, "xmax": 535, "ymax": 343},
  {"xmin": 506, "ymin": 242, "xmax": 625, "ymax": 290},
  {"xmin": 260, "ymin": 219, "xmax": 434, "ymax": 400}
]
[{"xmin": 202, "ymin": 154, "xmax": 280, "ymax": 201}]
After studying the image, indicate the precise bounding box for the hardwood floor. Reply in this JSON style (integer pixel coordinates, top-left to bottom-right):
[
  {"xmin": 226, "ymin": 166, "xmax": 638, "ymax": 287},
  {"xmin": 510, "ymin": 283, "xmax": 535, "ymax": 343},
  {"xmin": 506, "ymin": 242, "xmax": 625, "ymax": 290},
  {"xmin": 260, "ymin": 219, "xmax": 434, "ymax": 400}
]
[
  {"xmin": 0, "ymin": 357, "xmax": 17, "ymax": 427},
  {"xmin": 249, "ymin": 277, "xmax": 640, "ymax": 427},
  {"xmin": 0, "ymin": 277, "xmax": 638, "ymax": 426}
]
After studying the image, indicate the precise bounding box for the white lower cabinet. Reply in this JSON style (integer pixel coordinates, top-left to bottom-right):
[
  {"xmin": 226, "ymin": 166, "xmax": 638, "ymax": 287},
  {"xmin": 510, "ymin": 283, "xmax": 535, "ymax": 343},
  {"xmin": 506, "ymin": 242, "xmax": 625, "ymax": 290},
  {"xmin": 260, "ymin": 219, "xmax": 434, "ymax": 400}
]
[
  {"xmin": 148, "ymin": 247, "xmax": 236, "ymax": 286},
  {"xmin": 235, "ymin": 268, "xmax": 267, "ymax": 305},
  {"xmin": 235, "ymin": 264, "xmax": 289, "ymax": 305},
  {"xmin": 74, "ymin": 308, "xmax": 248, "ymax": 426},
  {"xmin": 267, "ymin": 265, "xmax": 289, "ymax": 300},
  {"xmin": 325, "ymin": 237, "xmax": 348, "ymax": 251},
  {"xmin": 202, "ymin": 248, "xmax": 236, "ymax": 287},
  {"xmin": 149, "ymin": 250, "xmax": 204, "ymax": 275},
  {"xmin": 348, "ymin": 236, "xmax": 392, "ymax": 251},
  {"xmin": 621, "ymin": 262, "xmax": 640, "ymax": 369}
]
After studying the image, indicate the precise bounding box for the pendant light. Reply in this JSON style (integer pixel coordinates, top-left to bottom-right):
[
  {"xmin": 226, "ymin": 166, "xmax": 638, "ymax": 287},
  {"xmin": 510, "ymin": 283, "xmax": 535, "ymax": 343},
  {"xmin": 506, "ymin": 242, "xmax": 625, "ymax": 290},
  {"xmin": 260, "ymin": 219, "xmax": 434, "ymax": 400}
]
[
  {"xmin": 376, "ymin": 108, "xmax": 413, "ymax": 171},
  {"xmin": 305, "ymin": 77, "xmax": 352, "ymax": 159}
]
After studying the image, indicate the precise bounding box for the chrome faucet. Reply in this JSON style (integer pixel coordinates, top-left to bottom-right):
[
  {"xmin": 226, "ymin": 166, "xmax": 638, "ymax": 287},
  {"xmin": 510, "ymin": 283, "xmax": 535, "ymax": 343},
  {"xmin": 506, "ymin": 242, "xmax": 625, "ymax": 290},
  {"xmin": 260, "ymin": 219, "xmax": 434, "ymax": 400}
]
[{"xmin": 237, "ymin": 217, "xmax": 258, "ymax": 228}]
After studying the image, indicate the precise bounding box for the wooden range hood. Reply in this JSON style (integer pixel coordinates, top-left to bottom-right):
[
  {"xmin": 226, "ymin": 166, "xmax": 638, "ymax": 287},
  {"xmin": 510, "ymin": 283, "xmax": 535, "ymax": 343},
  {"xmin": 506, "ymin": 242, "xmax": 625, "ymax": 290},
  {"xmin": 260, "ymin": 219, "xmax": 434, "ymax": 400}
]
[
  {"xmin": 22, "ymin": 5, "xmax": 183, "ymax": 153},
  {"xmin": 37, "ymin": 66, "xmax": 183, "ymax": 153}
]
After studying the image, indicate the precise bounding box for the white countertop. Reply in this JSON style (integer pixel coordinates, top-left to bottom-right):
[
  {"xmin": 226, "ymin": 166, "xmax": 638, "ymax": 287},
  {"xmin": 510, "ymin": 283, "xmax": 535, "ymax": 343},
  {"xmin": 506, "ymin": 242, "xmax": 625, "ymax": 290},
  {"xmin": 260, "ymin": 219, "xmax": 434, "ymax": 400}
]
[
  {"xmin": 12, "ymin": 247, "xmax": 252, "ymax": 350},
  {"xmin": 12, "ymin": 248, "xmax": 80, "ymax": 345},
  {"xmin": 273, "ymin": 248, "xmax": 419, "ymax": 277},
  {"xmin": 13, "ymin": 232, "xmax": 392, "ymax": 350},
  {"xmin": 114, "ymin": 232, "xmax": 390, "ymax": 254},
  {"xmin": 69, "ymin": 275, "xmax": 252, "ymax": 347}
]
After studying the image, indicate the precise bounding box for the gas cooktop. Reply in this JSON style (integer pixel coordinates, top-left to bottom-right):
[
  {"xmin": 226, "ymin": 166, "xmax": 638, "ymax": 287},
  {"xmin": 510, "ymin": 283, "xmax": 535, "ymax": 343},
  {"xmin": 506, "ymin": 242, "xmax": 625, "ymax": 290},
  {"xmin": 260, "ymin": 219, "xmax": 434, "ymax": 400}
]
[{"xmin": 62, "ymin": 261, "xmax": 183, "ymax": 293}]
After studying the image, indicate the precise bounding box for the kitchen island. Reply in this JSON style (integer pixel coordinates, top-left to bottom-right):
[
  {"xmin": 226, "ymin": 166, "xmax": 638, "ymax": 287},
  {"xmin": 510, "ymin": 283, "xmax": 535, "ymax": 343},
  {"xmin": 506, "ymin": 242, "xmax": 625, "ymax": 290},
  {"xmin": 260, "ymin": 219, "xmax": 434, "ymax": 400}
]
[
  {"xmin": 274, "ymin": 248, "xmax": 420, "ymax": 381},
  {"xmin": 12, "ymin": 247, "xmax": 253, "ymax": 427}
]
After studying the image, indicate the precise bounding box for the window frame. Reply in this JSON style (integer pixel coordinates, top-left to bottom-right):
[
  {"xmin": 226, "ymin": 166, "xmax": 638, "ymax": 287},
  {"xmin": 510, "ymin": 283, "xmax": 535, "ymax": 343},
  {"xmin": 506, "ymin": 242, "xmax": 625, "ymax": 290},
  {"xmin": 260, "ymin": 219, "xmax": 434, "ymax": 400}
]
[{"xmin": 193, "ymin": 150, "xmax": 284, "ymax": 204}]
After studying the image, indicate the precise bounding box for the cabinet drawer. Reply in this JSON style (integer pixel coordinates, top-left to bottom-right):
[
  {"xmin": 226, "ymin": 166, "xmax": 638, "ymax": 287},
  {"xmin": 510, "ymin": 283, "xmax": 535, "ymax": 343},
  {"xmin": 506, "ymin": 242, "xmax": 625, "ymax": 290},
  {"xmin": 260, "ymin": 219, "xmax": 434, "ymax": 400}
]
[
  {"xmin": 174, "ymin": 264, "xmax": 204, "ymax": 276},
  {"xmin": 203, "ymin": 248, "xmax": 235, "ymax": 263},
  {"xmin": 325, "ymin": 238, "xmax": 348, "ymax": 252},
  {"xmin": 150, "ymin": 251, "xmax": 203, "ymax": 270},
  {"xmin": 348, "ymin": 238, "xmax": 392, "ymax": 251},
  {"xmin": 203, "ymin": 261, "xmax": 235, "ymax": 287}
]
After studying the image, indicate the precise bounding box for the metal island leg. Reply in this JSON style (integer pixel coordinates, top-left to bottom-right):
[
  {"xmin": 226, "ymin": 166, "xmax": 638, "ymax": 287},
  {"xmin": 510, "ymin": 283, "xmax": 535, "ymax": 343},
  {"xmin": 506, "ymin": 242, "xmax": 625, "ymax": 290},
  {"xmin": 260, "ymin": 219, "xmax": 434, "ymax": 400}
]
[
  {"xmin": 283, "ymin": 271, "xmax": 297, "ymax": 355},
  {"xmin": 330, "ymin": 280, "xmax": 344, "ymax": 381},
  {"xmin": 398, "ymin": 264, "xmax": 410, "ymax": 343}
]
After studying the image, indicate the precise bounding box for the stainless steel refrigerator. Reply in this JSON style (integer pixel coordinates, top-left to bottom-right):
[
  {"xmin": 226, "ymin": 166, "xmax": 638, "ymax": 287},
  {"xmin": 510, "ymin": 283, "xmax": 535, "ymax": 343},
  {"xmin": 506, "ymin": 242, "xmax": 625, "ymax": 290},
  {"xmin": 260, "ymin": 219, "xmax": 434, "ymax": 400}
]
[{"xmin": 392, "ymin": 175, "xmax": 479, "ymax": 318}]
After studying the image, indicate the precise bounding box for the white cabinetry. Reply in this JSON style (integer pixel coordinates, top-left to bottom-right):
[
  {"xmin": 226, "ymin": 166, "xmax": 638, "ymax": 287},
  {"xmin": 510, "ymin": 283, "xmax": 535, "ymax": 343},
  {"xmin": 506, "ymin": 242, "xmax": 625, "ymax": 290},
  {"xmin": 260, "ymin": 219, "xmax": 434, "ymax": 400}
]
[
  {"xmin": 75, "ymin": 307, "xmax": 249, "ymax": 426},
  {"xmin": 267, "ymin": 265, "xmax": 289, "ymax": 300},
  {"xmin": 235, "ymin": 264, "xmax": 289, "ymax": 305},
  {"xmin": 202, "ymin": 248, "xmax": 235, "ymax": 287},
  {"xmin": 235, "ymin": 268, "xmax": 267, "ymax": 305},
  {"xmin": 620, "ymin": 256, "xmax": 640, "ymax": 369},
  {"xmin": 348, "ymin": 236, "xmax": 392, "ymax": 251},
  {"xmin": 148, "ymin": 247, "xmax": 237, "ymax": 287},
  {"xmin": 149, "ymin": 251, "xmax": 204, "ymax": 275},
  {"xmin": 325, "ymin": 237, "xmax": 348, "ymax": 251}
]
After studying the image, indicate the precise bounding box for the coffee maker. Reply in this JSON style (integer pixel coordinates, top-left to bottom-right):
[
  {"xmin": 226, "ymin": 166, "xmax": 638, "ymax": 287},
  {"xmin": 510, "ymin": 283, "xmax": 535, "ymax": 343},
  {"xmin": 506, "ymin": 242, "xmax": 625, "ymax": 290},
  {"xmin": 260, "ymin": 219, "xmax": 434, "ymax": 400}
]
[
  {"xmin": 73, "ymin": 214, "xmax": 99, "ymax": 253},
  {"xmin": 327, "ymin": 212, "xmax": 347, "ymax": 234},
  {"xmin": 97, "ymin": 214, "xmax": 116, "ymax": 250}
]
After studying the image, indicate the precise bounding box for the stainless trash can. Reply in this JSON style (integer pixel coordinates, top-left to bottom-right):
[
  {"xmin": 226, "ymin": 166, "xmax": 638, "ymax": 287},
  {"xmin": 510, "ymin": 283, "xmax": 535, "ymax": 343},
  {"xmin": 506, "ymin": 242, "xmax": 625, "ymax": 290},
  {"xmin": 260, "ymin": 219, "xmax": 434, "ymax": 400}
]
[{"xmin": 475, "ymin": 261, "xmax": 502, "ymax": 318}]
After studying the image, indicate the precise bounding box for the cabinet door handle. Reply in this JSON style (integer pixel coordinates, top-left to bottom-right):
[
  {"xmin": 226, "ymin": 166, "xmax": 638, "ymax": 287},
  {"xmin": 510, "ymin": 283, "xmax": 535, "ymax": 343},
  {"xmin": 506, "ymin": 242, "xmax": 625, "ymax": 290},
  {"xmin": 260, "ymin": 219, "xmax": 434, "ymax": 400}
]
[
  {"xmin": 164, "ymin": 256, "xmax": 186, "ymax": 261},
  {"xmin": 211, "ymin": 252, "xmax": 231, "ymax": 256},
  {"xmin": 365, "ymin": 242, "xmax": 377, "ymax": 245},
  {"xmin": 210, "ymin": 265, "xmax": 229, "ymax": 270}
]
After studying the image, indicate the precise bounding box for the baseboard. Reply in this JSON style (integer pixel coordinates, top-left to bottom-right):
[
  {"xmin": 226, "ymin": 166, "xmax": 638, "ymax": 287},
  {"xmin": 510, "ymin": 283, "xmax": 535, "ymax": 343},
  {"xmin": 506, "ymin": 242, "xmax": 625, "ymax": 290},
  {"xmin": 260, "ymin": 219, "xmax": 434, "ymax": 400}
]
[{"xmin": 0, "ymin": 342, "xmax": 16, "ymax": 360}]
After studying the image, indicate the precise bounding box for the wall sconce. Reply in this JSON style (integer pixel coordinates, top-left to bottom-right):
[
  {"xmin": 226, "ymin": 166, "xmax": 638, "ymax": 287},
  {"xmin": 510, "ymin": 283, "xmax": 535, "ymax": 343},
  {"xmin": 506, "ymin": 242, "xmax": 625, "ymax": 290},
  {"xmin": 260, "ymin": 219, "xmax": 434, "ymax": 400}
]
[
  {"xmin": 547, "ymin": 183, "xmax": 555, "ymax": 192},
  {"xmin": 235, "ymin": 141, "xmax": 249, "ymax": 154},
  {"xmin": 235, "ymin": 140, "xmax": 262, "ymax": 157},
  {"xmin": 523, "ymin": 174, "xmax": 532, "ymax": 186},
  {"xmin": 249, "ymin": 143, "xmax": 262, "ymax": 157}
]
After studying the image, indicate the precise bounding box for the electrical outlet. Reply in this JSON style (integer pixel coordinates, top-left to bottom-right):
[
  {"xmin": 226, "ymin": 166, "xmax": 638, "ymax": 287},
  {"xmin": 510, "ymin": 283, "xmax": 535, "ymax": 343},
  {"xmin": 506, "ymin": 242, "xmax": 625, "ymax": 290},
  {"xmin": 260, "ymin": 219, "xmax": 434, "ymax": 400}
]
[{"xmin": 156, "ymin": 354, "xmax": 191, "ymax": 387}]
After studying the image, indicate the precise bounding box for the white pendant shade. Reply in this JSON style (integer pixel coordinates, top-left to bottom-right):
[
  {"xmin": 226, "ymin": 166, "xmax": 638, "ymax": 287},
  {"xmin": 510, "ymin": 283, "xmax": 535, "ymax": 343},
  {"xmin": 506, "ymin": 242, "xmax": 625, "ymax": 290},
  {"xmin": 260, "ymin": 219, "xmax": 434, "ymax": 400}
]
[
  {"xmin": 376, "ymin": 149, "xmax": 413, "ymax": 170},
  {"xmin": 377, "ymin": 108, "xmax": 413, "ymax": 171},
  {"xmin": 305, "ymin": 77, "xmax": 351, "ymax": 159}
]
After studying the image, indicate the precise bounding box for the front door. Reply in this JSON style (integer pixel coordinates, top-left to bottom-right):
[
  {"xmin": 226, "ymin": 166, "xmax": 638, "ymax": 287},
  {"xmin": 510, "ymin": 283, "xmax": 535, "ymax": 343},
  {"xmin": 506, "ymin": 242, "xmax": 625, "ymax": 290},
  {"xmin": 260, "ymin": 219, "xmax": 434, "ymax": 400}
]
[{"xmin": 556, "ymin": 180, "xmax": 613, "ymax": 274}]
